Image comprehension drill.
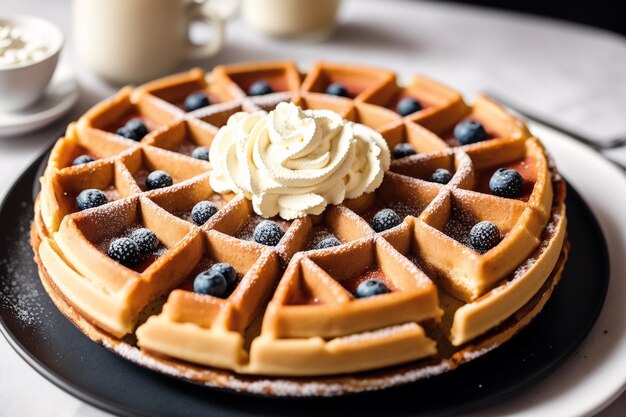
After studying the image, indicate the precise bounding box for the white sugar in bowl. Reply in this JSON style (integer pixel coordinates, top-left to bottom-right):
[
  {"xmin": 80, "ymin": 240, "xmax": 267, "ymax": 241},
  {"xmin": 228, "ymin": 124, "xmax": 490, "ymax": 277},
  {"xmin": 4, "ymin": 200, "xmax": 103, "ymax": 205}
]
[{"xmin": 0, "ymin": 15, "xmax": 64, "ymax": 112}]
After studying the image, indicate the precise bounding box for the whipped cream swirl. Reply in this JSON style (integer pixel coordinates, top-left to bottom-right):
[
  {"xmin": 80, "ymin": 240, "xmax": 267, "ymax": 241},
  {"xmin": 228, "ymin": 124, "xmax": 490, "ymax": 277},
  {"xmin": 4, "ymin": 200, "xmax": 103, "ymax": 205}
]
[{"xmin": 209, "ymin": 102, "xmax": 390, "ymax": 220}]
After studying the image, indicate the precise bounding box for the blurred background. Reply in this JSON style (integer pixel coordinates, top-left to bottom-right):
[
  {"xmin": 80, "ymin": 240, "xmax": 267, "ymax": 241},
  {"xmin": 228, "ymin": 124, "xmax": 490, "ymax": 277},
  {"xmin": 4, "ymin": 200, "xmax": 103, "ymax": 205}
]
[
  {"xmin": 1, "ymin": 0, "xmax": 625, "ymax": 161},
  {"xmin": 441, "ymin": 0, "xmax": 624, "ymax": 36}
]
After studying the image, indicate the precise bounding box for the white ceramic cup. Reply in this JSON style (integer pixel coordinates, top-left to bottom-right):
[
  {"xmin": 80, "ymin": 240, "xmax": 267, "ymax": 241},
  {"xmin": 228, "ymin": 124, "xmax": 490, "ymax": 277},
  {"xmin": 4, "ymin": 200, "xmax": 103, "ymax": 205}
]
[
  {"xmin": 73, "ymin": 0, "xmax": 229, "ymax": 84},
  {"xmin": 242, "ymin": 0, "xmax": 341, "ymax": 40},
  {"xmin": 0, "ymin": 16, "xmax": 63, "ymax": 112}
]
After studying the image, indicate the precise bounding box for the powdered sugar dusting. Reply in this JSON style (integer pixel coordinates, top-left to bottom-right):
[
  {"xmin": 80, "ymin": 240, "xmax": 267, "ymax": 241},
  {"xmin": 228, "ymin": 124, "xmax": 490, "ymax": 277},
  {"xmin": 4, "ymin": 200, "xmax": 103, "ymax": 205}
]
[
  {"xmin": 387, "ymin": 200, "xmax": 422, "ymax": 221},
  {"xmin": 235, "ymin": 215, "xmax": 290, "ymax": 242},
  {"xmin": 450, "ymin": 151, "xmax": 473, "ymax": 185},
  {"xmin": 1, "ymin": 200, "xmax": 52, "ymax": 327},
  {"xmin": 420, "ymin": 190, "xmax": 448, "ymax": 219},
  {"xmin": 360, "ymin": 199, "xmax": 421, "ymax": 225},
  {"xmin": 133, "ymin": 169, "xmax": 149, "ymax": 191},
  {"xmin": 443, "ymin": 204, "xmax": 478, "ymax": 245},
  {"xmin": 220, "ymin": 361, "xmax": 451, "ymax": 396},
  {"xmin": 102, "ymin": 340, "xmax": 199, "ymax": 380},
  {"xmin": 246, "ymin": 92, "xmax": 292, "ymax": 111},
  {"xmin": 176, "ymin": 140, "xmax": 199, "ymax": 157},
  {"xmin": 306, "ymin": 226, "xmax": 337, "ymax": 250},
  {"xmin": 460, "ymin": 344, "xmax": 497, "ymax": 362},
  {"xmin": 101, "ymin": 338, "xmax": 453, "ymax": 397},
  {"xmin": 95, "ymin": 222, "xmax": 145, "ymax": 253},
  {"xmin": 101, "ymin": 185, "xmax": 120, "ymax": 202}
]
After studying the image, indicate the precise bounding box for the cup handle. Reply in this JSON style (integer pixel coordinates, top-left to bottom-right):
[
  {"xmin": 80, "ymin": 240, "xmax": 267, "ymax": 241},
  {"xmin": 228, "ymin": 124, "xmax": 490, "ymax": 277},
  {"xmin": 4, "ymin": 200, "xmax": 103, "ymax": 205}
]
[{"xmin": 185, "ymin": 3, "xmax": 226, "ymax": 60}]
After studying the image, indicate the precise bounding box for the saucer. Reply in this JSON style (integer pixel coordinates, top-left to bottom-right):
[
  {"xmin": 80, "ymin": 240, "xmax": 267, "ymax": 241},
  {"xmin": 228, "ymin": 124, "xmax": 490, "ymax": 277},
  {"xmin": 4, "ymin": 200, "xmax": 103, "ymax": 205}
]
[{"xmin": 0, "ymin": 65, "xmax": 79, "ymax": 137}]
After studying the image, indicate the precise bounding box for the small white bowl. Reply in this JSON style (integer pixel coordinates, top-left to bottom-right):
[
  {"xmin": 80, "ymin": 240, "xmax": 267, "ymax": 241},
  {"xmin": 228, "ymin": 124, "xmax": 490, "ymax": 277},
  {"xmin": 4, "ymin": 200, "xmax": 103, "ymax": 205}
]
[{"xmin": 0, "ymin": 15, "xmax": 64, "ymax": 112}]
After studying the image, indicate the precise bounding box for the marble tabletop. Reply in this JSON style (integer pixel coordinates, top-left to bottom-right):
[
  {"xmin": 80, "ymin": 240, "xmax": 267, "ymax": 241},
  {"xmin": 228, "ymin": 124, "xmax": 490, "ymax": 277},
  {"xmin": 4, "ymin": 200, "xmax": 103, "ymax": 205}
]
[{"xmin": 1, "ymin": 0, "xmax": 625, "ymax": 416}]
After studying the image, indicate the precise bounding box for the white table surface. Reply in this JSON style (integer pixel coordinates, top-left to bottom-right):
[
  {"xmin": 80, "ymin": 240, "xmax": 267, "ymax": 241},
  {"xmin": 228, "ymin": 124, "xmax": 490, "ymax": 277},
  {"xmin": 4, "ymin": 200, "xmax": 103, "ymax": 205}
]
[{"xmin": 1, "ymin": 0, "xmax": 625, "ymax": 416}]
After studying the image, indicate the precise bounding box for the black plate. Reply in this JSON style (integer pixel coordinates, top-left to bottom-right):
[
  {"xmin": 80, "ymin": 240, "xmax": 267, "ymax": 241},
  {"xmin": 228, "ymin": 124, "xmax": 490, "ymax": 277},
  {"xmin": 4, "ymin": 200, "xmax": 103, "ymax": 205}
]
[{"xmin": 0, "ymin": 148, "xmax": 609, "ymax": 417}]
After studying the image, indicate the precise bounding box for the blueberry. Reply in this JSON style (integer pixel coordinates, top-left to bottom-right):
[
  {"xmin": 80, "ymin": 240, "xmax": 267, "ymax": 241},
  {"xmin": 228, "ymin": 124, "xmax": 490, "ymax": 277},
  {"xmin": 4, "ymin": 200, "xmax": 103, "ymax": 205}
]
[
  {"xmin": 191, "ymin": 146, "xmax": 209, "ymax": 161},
  {"xmin": 392, "ymin": 143, "xmax": 416, "ymax": 159},
  {"xmin": 72, "ymin": 154, "xmax": 94, "ymax": 166},
  {"xmin": 193, "ymin": 269, "xmax": 227, "ymax": 298},
  {"xmin": 116, "ymin": 118, "xmax": 148, "ymax": 141},
  {"xmin": 469, "ymin": 221, "xmax": 501, "ymax": 253},
  {"xmin": 489, "ymin": 168, "xmax": 523, "ymax": 198},
  {"xmin": 430, "ymin": 168, "xmax": 453, "ymax": 184},
  {"xmin": 191, "ymin": 201, "xmax": 218, "ymax": 225},
  {"xmin": 130, "ymin": 228, "xmax": 158, "ymax": 255},
  {"xmin": 315, "ymin": 236, "xmax": 341, "ymax": 250},
  {"xmin": 248, "ymin": 81, "xmax": 273, "ymax": 96},
  {"xmin": 184, "ymin": 92, "xmax": 210, "ymax": 112},
  {"xmin": 126, "ymin": 118, "xmax": 148, "ymax": 135},
  {"xmin": 253, "ymin": 220, "xmax": 284, "ymax": 246},
  {"xmin": 371, "ymin": 208, "xmax": 402, "ymax": 232},
  {"xmin": 76, "ymin": 189, "xmax": 108, "ymax": 211},
  {"xmin": 325, "ymin": 82, "xmax": 349, "ymax": 98},
  {"xmin": 396, "ymin": 97, "xmax": 422, "ymax": 116},
  {"xmin": 116, "ymin": 126, "xmax": 139, "ymax": 141},
  {"xmin": 211, "ymin": 263, "xmax": 237, "ymax": 287},
  {"xmin": 453, "ymin": 120, "xmax": 488, "ymax": 145},
  {"xmin": 355, "ymin": 279, "xmax": 390, "ymax": 298},
  {"xmin": 145, "ymin": 170, "xmax": 173, "ymax": 190},
  {"xmin": 107, "ymin": 237, "xmax": 140, "ymax": 267}
]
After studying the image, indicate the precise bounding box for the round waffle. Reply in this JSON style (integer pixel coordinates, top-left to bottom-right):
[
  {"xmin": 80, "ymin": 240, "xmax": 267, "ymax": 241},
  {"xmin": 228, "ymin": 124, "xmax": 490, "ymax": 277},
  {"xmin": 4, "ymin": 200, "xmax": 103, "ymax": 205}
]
[{"xmin": 31, "ymin": 61, "xmax": 568, "ymax": 394}]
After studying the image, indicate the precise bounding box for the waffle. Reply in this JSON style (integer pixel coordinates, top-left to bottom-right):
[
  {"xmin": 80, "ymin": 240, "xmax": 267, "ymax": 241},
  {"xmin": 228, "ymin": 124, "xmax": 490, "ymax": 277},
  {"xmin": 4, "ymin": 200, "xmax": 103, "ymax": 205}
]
[{"xmin": 32, "ymin": 61, "xmax": 568, "ymax": 386}]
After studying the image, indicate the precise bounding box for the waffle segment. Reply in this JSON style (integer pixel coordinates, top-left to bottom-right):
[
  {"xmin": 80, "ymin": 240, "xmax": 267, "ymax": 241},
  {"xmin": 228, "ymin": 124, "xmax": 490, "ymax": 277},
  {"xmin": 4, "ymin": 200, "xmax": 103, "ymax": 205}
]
[
  {"xmin": 137, "ymin": 232, "xmax": 281, "ymax": 370},
  {"xmin": 451, "ymin": 179, "xmax": 567, "ymax": 345},
  {"xmin": 262, "ymin": 234, "xmax": 441, "ymax": 341},
  {"xmin": 48, "ymin": 197, "xmax": 202, "ymax": 336}
]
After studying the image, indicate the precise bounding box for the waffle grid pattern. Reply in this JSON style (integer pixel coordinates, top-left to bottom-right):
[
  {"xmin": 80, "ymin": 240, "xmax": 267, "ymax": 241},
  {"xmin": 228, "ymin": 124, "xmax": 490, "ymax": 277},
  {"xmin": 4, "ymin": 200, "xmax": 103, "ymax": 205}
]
[{"xmin": 34, "ymin": 61, "xmax": 564, "ymax": 377}]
